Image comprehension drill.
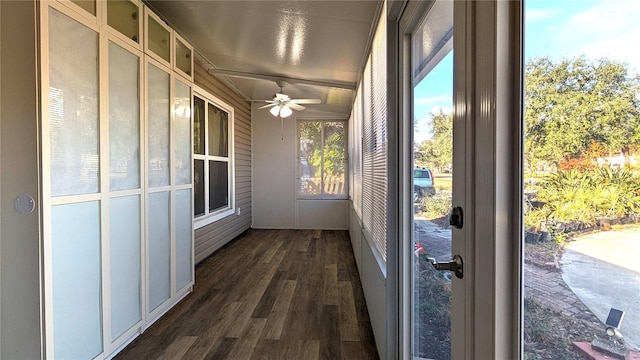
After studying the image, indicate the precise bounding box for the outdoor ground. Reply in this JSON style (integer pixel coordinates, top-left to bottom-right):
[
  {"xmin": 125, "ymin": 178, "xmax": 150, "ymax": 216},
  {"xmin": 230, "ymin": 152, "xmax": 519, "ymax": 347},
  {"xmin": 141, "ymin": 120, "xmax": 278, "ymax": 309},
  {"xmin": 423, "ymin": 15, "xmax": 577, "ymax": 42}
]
[
  {"xmin": 419, "ymin": 172, "xmax": 640, "ymax": 359},
  {"xmin": 524, "ymin": 241, "xmax": 603, "ymax": 360}
]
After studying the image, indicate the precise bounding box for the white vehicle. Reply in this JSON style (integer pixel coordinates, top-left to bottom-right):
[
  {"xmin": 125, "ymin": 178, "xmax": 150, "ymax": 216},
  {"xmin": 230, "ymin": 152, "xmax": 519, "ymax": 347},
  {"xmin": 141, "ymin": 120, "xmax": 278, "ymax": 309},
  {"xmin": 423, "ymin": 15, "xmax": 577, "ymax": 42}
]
[{"xmin": 414, "ymin": 168, "xmax": 436, "ymax": 199}]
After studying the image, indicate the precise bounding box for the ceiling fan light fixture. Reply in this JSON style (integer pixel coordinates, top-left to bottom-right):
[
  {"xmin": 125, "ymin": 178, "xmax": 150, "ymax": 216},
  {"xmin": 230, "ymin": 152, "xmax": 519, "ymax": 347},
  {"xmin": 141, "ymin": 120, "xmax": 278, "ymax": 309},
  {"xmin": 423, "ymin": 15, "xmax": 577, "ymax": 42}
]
[
  {"xmin": 280, "ymin": 106, "xmax": 293, "ymax": 118},
  {"xmin": 259, "ymin": 80, "xmax": 321, "ymax": 118}
]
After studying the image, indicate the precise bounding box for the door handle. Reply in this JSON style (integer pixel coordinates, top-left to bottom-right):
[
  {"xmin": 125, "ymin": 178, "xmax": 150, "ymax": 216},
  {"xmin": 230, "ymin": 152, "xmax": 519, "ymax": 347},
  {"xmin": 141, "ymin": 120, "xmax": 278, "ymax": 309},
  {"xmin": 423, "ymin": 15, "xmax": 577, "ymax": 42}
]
[{"xmin": 427, "ymin": 255, "xmax": 463, "ymax": 279}]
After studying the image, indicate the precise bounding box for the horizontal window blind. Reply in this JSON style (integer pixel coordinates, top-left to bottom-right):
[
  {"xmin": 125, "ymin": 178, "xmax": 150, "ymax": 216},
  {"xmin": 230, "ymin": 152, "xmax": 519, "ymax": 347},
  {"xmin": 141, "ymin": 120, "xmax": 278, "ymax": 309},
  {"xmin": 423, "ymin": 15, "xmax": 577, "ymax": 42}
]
[
  {"xmin": 361, "ymin": 56, "xmax": 374, "ymax": 242},
  {"xmin": 370, "ymin": 12, "xmax": 387, "ymax": 262},
  {"xmin": 358, "ymin": 8, "xmax": 388, "ymax": 262},
  {"xmin": 351, "ymin": 85, "xmax": 363, "ymax": 218}
]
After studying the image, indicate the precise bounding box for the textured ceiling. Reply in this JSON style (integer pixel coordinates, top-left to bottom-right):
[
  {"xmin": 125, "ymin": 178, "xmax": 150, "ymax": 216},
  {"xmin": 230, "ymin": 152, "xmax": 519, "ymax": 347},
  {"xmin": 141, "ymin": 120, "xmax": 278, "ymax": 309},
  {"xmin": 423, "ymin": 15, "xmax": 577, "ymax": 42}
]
[{"xmin": 147, "ymin": 1, "xmax": 381, "ymax": 116}]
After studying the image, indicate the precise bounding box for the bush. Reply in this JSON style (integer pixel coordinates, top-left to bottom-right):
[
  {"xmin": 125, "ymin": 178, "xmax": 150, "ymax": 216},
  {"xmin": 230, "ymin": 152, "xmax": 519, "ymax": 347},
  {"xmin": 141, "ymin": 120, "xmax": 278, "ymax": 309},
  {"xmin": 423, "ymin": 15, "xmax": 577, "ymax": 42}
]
[
  {"xmin": 526, "ymin": 168, "xmax": 640, "ymax": 228},
  {"xmin": 419, "ymin": 191, "xmax": 452, "ymax": 220}
]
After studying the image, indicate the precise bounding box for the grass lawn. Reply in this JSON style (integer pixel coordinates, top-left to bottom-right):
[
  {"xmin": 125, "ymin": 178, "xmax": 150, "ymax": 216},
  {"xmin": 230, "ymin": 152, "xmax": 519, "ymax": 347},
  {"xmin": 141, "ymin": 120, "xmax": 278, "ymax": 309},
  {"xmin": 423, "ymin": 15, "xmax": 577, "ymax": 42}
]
[{"xmin": 433, "ymin": 173, "xmax": 452, "ymax": 192}]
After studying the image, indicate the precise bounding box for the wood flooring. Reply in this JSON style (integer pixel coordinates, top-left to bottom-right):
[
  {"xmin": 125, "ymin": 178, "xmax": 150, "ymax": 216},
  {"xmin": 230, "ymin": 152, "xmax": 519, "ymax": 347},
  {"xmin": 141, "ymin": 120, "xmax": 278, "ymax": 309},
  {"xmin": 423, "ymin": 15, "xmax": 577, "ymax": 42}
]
[{"xmin": 114, "ymin": 229, "xmax": 379, "ymax": 360}]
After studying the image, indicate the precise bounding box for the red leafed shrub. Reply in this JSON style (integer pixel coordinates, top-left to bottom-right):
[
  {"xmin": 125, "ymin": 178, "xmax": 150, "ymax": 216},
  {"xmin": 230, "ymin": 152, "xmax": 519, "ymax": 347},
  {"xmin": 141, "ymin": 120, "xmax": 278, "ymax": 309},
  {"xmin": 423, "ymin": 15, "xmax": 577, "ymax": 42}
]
[{"xmin": 558, "ymin": 158, "xmax": 595, "ymax": 172}]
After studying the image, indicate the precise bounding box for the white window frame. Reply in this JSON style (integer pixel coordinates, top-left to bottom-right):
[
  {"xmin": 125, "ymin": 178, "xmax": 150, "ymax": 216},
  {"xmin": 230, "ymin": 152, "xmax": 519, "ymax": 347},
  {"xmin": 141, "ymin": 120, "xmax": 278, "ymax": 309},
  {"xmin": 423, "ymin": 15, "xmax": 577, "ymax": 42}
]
[
  {"xmin": 192, "ymin": 85, "xmax": 235, "ymax": 229},
  {"xmin": 296, "ymin": 118, "xmax": 349, "ymax": 200}
]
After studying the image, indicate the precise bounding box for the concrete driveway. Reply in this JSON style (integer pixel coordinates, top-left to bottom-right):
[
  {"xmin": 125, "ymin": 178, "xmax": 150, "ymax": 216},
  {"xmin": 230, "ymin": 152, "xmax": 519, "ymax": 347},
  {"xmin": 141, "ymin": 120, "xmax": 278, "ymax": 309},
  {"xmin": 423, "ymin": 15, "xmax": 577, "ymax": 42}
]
[
  {"xmin": 561, "ymin": 228, "xmax": 640, "ymax": 350},
  {"xmin": 414, "ymin": 217, "xmax": 451, "ymax": 262}
]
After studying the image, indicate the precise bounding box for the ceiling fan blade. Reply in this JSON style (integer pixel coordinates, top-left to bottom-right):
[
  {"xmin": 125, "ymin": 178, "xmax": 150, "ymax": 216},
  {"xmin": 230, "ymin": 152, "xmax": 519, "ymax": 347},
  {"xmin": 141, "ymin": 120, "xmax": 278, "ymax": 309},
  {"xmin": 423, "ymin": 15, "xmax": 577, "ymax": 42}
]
[
  {"xmin": 289, "ymin": 103, "xmax": 306, "ymax": 111},
  {"xmin": 290, "ymin": 98, "xmax": 322, "ymax": 104},
  {"xmin": 258, "ymin": 103, "xmax": 277, "ymax": 109}
]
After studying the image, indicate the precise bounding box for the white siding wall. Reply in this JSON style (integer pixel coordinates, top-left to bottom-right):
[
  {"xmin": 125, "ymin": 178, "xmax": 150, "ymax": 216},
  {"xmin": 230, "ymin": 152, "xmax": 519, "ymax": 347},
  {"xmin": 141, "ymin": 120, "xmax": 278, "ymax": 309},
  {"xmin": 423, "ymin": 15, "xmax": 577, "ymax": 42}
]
[
  {"xmin": 349, "ymin": 205, "xmax": 387, "ymax": 358},
  {"xmin": 0, "ymin": 2, "xmax": 42, "ymax": 358},
  {"xmin": 193, "ymin": 64, "xmax": 252, "ymax": 263},
  {"xmin": 349, "ymin": 170, "xmax": 389, "ymax": 359}
]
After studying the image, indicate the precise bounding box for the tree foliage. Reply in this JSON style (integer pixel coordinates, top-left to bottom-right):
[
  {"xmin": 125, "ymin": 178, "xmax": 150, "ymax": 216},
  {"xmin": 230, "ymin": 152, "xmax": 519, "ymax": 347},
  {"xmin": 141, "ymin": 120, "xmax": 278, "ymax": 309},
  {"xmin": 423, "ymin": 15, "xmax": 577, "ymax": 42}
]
[
  {"xmin": 415, "ymin": 111, "xmax": 452, "ymax": 170},
  {"xmin": 322, "ymin": 123, "xmax": 346, "ymax": 176},
  {"xmin": 525, "ymin": 57, "xmax": 640, "ymax": 167},
  {"xmin": 300, "ymin": 121, "xmax": 345, "ymax": 178}
]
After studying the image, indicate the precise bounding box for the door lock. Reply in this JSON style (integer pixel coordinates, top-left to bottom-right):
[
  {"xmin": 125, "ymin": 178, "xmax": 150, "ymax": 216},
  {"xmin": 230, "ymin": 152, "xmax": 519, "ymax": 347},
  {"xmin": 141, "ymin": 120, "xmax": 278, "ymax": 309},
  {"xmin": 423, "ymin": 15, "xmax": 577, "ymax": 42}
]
[
  {"xmin": 449, "ymin": 206, "xmax": 463, "ymax": 229},
  {"xmin": 427, "ymin": 255, "xmax": 464, "ymax": 279}
]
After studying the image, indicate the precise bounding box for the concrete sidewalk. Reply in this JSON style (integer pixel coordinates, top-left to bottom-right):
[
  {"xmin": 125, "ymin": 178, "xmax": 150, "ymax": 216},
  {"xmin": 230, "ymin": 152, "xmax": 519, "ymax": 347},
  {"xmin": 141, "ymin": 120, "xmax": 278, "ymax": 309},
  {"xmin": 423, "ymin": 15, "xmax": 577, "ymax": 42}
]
[
  {"xmin": 562, "ymin": 229, "xmax": 640, "ymax": 350},
  {"xmin": 414, "ymin": 217, "xmax": 451, "ymax": 262}
]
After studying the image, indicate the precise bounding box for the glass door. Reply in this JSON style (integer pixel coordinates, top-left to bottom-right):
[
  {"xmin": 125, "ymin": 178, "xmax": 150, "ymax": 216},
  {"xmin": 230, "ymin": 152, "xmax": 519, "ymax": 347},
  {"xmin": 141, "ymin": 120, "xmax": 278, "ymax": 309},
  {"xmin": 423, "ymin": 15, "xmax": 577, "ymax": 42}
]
[
  {"xmin": 406, "ymin": 1, "xmax": 464, "ymax": 359},
  {"xmin": 404, "ymin": 1, "xmax": 547, "ymax": 358}
]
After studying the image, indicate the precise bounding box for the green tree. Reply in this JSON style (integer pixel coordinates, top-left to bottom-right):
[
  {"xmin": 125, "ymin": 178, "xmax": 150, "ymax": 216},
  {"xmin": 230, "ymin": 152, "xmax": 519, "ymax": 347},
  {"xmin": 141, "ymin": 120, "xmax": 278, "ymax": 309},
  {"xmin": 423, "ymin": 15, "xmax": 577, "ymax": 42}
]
[
  {"xmin": 415, "ymin": 112, "xmax": 452, "ymax": 170},
  {"xmin": 323, "ymin": 122, "xmax": 345, "ymax": 176},
  {"xmin": 299, "ymin": 121, "xmax": 345, "ymax": 177},
  {"xmin": 525, "ymin": 57, "xmax": 640, "ymax": 167}
]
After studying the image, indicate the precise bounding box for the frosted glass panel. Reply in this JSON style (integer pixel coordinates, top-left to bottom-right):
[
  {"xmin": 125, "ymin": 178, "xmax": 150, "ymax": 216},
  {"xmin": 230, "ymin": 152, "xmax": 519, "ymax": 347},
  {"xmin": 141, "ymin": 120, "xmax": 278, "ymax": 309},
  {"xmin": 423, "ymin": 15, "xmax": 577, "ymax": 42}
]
[
  {"xmin": 148, "ymin": 191, "xmax": 170, "ymax": 310},
  {"xmin": 107, "ymin": 0, "xmax": 139, "ymax": 43},
  {"xmin": 71, "ymin": 0, "xmax": 96, "ymax": 15},
  {"xmin": 148, "ymin": 64, "xmax": 170, "ymax": 187},
  {"xmin": 175, "ymin": 38, "xmax": 192, "ymax": 76},
  {"xmin": 147, "ymin": 15, "xmax": 170, "ymax": 62},
  {"xmin": 51, "ymin": 201, "xmax": 102, "ymax": 359},
  {"xmin": 110, "ymin": 41, "xmax": 140, "ymax": 191},
  {"xmin": 49, "ymin": 8, "xmax": 99, "ymax": 197},
  {"xmin": 176, "ymin": 189, "xmax": 193, "ymax": 290},
  {"xmin": 175, "ymin": 80, "xmax": 191, "ymax": 185},
  {"xmin": 110, "ymin": 195, "xmax": 141, "ymax": 340}
]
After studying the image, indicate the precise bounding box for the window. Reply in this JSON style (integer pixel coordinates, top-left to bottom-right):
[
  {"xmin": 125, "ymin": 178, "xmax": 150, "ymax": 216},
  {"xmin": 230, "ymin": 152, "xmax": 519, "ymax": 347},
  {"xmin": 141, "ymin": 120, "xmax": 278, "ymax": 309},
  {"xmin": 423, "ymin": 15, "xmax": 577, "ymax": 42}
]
[
  {"xmin": 193, "ymin": 87, "xmax": 234, "ymax": 227},
  {"xmin": 297, "ymin": 120, "xmax": 347, "ymax": 199},
  {"xmin": 349, "ymin": 86, "xmax": 363, "ymax": 217},
  {"xmin": 361, "ymin": 7, "xmax": 388, "ymax": 263}
]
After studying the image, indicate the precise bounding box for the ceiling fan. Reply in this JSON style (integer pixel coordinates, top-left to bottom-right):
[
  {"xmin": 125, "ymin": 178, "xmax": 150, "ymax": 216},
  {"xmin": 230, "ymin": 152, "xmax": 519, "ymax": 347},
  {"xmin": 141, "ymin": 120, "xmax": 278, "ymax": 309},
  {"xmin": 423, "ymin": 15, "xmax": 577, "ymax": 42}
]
[{"xmin": 257, "ymin": 80, "xmax": 321, "ymax": 118}]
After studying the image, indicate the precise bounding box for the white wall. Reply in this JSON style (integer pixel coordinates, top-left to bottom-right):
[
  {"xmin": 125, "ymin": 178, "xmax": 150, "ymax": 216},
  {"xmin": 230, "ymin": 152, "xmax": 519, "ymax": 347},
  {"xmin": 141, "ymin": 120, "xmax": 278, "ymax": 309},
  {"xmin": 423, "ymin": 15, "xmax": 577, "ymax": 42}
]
[
  {"xmin": 0, "ymin": 2, "xmax": 42, "ymax": 358},
  {"xmin": 252, "ymin": 104, "xmax": 349, "ymax": 230},
  {"xmin": 296, "ymin": 199, "xmax": 348, "ymax": 229},
  {"xmin": 349, "ymin": 205, "xmax": 387, "ymax": 358},
  {"xmin": 252, "ymin": 105, "xmax": 297, "ymax": 228}
]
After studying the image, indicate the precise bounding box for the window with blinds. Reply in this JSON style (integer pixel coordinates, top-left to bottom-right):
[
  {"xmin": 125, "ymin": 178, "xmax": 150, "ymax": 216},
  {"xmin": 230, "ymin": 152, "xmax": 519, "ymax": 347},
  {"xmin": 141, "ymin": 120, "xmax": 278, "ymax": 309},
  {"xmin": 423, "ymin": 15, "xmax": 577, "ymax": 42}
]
[
  {"xmin": 353, "ymin": 7, "xmax": 387, "ymax": 262},
  {"xmin": 350, "ymin": 86, "xmax": 363, "ymax": 217}
]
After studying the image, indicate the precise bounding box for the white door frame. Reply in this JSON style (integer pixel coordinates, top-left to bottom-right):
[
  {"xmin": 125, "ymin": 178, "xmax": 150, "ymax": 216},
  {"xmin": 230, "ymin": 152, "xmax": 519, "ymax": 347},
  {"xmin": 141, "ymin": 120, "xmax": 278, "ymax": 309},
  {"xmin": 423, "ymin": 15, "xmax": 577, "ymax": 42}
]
[{"xmin": 395, "ymin": 1, "xmax": 523, "ymax": 358}]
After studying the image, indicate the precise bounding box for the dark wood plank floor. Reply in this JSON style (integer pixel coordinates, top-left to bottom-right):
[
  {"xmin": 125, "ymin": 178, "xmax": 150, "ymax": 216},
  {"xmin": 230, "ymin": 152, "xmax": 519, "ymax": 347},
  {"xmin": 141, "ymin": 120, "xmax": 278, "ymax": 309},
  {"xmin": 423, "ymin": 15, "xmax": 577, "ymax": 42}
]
[{"xmin": 114, "ymin": 229, "xmax": 379, "ymax": 360}]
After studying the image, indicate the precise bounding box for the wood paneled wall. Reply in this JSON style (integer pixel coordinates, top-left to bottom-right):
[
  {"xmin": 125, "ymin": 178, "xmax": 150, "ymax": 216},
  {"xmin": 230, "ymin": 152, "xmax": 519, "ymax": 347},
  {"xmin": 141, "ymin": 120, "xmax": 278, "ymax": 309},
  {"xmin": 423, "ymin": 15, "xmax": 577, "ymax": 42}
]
[{"xmin": 193, "ymin": 63, "xmax": 252, "ymax": 263}]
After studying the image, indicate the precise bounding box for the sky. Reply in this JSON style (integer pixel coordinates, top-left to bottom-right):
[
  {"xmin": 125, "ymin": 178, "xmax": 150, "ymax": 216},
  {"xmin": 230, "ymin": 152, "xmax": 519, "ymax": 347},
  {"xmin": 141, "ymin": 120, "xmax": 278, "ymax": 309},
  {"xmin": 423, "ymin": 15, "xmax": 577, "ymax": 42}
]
[{"xmin": 413, "ymin": 0, "xmax": 640, "ymax": 144}]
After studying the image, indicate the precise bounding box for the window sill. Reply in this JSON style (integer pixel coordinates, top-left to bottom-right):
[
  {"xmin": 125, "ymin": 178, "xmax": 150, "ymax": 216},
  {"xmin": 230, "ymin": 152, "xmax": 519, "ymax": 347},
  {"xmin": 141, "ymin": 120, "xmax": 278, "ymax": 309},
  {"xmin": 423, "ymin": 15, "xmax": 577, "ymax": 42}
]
[
  {"xmin": 194, "ymin": 207, "xmax": 235, "ymax": 229},
  {"xmin": 296, "ymin": 195, "xmax": 349, "ymax": 200}
]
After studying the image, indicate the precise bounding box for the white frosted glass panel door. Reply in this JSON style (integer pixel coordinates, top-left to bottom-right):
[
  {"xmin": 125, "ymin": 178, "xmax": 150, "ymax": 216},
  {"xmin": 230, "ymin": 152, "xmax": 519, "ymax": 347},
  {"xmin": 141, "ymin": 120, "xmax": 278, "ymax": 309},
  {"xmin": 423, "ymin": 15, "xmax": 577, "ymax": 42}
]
[
  {"xmin": 148, "ymin": 191, "xmax": 170, "ymax": 311},
  {"xmin": 174, "ymin": 80, "xmax": 191, "ymax": 185},
  {"xmin": 48, "ymin": 8, "xmax": 99, "ymax": 197},
  {"xmin": 109, "ymin": 41, "xmax": 140, "ymax": 191},
  {"xmin": 110, "ymin": 195, "xmax": 141, "ymax": 340},
  {"xmin": 51, "ymin": 201, "xmax": 102, "ymax": 359},
  {"xmin": 148, "ymin": 64, "xmax": 170, "ymax": 187},
  {"xmin": 175, "ymin": 189, "xmax": 193, "ymax": 290}
]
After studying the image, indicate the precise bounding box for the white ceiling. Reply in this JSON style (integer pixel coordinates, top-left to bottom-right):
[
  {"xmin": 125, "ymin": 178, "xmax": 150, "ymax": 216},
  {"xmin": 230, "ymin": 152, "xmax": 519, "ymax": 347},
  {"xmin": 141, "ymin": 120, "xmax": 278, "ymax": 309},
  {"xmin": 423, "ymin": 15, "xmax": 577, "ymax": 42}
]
[{"xmin": 147, "ymin": 1, "xmax": 382, "ymax": 116}]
